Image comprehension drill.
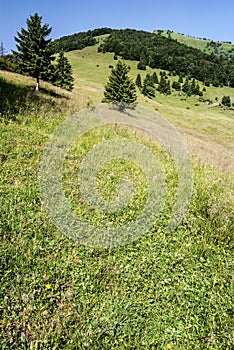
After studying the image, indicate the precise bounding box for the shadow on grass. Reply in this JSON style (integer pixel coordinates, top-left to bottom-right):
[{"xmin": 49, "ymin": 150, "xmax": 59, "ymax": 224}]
[
  {"xmin": 0, "ymin": 76, "xmax": 68, "ymax": 121},
  {"xmin": 39, "ymin": 86, "xmax": 69, "ymax": 99}
]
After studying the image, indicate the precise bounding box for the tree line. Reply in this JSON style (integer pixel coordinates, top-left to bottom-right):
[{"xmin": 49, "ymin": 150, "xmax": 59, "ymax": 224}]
[
  {"xmin": 135, "ymin": 71, "xmax": 204, "ymax": 98},
  {"xmin": 51, "ymin": 28, "xmax": 113, "ymax": 53},
  {"xmin": 98, "ymin": 29, "xmax": 234, "ymax": 88},
  {"xmin": 2, "ymin": 17, "xmax": 234, "ymax": 101}
]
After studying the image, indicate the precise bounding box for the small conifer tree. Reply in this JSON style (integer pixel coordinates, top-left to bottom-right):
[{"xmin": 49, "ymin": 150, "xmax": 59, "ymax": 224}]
[
  {"xmin": 142, "ymin": 74, "xmax": 156, "ymax": 97},
  {"xmin": 53, "ymin": 52, "xmax": 74, "ymax": 91},
  {"xmin": 135, "ymin": 73, "xmax": 142, "ymax": 89},
  {"xmin": 152, "ymin": 72, "xmax": 159, "ymax": 84},
  {"xmin": 103, "ymin": 61, "xmax": 137, "ymax": 110}
]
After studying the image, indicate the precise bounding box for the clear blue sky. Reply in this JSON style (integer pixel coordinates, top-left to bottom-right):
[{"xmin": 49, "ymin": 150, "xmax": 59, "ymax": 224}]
[{"xmin": 1, "ymin": 0, "xmax": 234, "ymax": 53}]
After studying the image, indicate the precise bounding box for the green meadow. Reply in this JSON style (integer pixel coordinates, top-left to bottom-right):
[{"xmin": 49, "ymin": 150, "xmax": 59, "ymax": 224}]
[
  {"xmin": 0, "ymin": 39, "xmax": 233, "ymax": 349},
  {"xmin": 156, "ymin": 30, "xmax": 234, "ymax": 59}
]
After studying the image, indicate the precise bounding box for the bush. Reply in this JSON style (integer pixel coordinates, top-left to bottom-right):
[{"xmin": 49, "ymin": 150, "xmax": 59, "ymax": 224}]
[
  {"xmin": 137, "ymin": 62, "xmax": 146, "ymax": 70},
  {"xmin": 172, "ymin": 81, "xmax": 181, "ymax": 91},
  {"xmin": 221, "ymin": 95, "xmax": 231, "ymax": 107},
  {"xmin": 213, "ymin": 80, "xmax": 219, "ymax": 87}
]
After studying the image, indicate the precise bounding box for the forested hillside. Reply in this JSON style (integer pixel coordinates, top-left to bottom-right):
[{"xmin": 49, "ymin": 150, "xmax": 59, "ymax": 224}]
[
  {"xmin": 4, "ymin": 26, "xmax": 234, "ymax": 90},
  {"xmin": 51, "ymin": 28, "xmax": 112, "ymax": 53},
  {"xmin": 98, "ymin": 29, "xmax": 234, "ymax": 87},
  {"xmin": 155, "ymin": 29, "xmax": 234, "ymax": 59}
]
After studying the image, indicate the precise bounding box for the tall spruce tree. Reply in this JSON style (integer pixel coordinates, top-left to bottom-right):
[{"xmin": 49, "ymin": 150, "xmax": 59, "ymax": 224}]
[
  {"xmin": 103, "ymin": 61, "xmax": 137, "ymax": 110},
  {"xmin": 12, "ymin": 13, "xmax": 54, "ymax": 91},
  {"xmin": 53, "ymin": 52, "xmax": 74, "ymax": 91}
]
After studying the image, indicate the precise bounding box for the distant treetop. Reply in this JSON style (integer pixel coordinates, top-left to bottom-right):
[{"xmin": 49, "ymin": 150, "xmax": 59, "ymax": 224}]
[{"xmin": 51, "ymin": 28, "xmax": 113, "ymax": 53}]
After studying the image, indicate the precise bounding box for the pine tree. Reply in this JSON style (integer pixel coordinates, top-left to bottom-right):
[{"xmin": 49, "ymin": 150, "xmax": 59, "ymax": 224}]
[
  {"xmin": 152, "ymin": 72, "xmax": 159, "ymax": 84},
  {"xmin": 144, "ymin": 74, "xmax": 155, "ymax": 87},
  {"xmin": 103, "ymin": 61, "xmax": 137, "ymax": 110},
  {"xmin": 166, "ymin": 80, "xmax": 171, "ymax": 95},
  {"xmin": 135, "ymin": 73, "xmax": 142, "ymax": 89},
  {"xmin": 221, "ymin": 95, "xmax": 231, "ymax": 107},
  {"xmin": 190, "ymin": 79, "xmax": 196, "ymax": 94},
  {"xmin": 141, "ymin": 74, "xmax": 156, "ymax": 98},
  {"xmin": 142, "ymin": 83, "xmax": 155, "ymax": 98},
  {"xmin": 53, "ymin": 52, "xmax": 74, "ymax": 91},
  {"xmin": 182, "ymin": 77, "xmax": 190, "ymax": 94},
  {"xmin": 172, "ymin": 81, "xmax": 181, "ymax": 91},
  {"xmin": 12, "ymin": 13, "xmax": 54, "ymax": 91},
  {"xmin": 158, "ymin": 75, "xmax": 167, "ymax": 94}
]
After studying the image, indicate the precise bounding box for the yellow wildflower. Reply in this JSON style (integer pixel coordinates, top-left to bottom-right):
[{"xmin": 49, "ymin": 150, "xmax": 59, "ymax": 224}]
[
  {"xmin": 167, "ymin": 344, "xmax": 172, "ymax": 350},
  {"xmin": 45, "ymin": 284, "xmax": 51, "ymax": 289}
]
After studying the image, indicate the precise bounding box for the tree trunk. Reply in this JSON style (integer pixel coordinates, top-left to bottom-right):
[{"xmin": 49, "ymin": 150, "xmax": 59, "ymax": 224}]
[{"xmin": 35, "ymin": 77, "xmax": 39, "ymax": 92}]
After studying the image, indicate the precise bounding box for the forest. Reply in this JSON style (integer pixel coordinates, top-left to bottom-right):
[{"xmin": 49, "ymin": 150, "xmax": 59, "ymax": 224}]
[
  {"xmin": 51, "ymin": 28, "xmax": 113, "ymax": 53},
  {"xmin": 98, "ymin": 29, "xmax": 234, "ymax": 87}
]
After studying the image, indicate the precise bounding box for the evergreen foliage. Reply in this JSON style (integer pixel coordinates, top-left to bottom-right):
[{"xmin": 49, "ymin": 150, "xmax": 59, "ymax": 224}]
[
  {"xmin": 103, "ymin": 61, "xmax": 137, "ymax": 109},
  {"xmin": 178, "ymin": 74, "xmax": 184, "ymax": 83},
  {"xmin": 142, "ymin": 84, "xmax": 156, "ymax": 98},
  {"xmin": 158, "ymin": 75, "xmax": 171, "ymax": 94},
  {"xmin": 172, "ymin": 81, "xmax": 181, "ymax": 91},
  {"xmin": 144, "ymin": 74, "xmax": 155, "ymax": 88},
  {"xmin": 152, "ymin": 71, "xmax": 159, "ymax": 84},
  {"xmin": 0, "ymin": 55, "xmax": 14, "ymax": 72},
  {"xmin": 99, "ymin": 29, "xmax": 234, "ymax": 87},
  {"xmin": 137, "ymin": 62, "xmax": 146, "ymax": 70},
  {"xmin": 182, "ymin": 77, "xmax": 202, "ymax": 96},
  {"xmin": 12, "ymin": 13, "xmax": 54, "ymax": 91},
  {"xmin": 135, "ymin": 73, "xmax": 142, "ymax": 89},
  {"xmin": 221, "ymin": 95, "xmax": 231, "ymax": 107},
  {"xmin": 182, "ymin": 77, "xmax": 190, "ymax": 93},
  {"xmin": 53, "ymin": 52, "xmax": 74, "ymax": 91},
  {"xmin": 141, "ymin": 73, "xmax": 156, "ymax": 98},
  {"xmin": 52, "ymin": 28, "xmax": 113, "ymax": 53}
]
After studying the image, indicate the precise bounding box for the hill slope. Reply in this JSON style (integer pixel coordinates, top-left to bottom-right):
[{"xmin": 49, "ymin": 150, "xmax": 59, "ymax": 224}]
[
  {"xmin": 1, "ymin": 23, "xmax": 234, "ymax": 347},
  {"xmin": 64, "ymin": 42, "xmax": 234, "ymax": 172},
  {"xmin": 155, "ymin": 29, "xmax": 234, "ymax": 59},
  {"xmin": 99, "ymin": 29, "xmax": 234, "ymax": 87},
  {"xmin": 0, "ymin": 59, "xmax": 233, "ymax": 348}
]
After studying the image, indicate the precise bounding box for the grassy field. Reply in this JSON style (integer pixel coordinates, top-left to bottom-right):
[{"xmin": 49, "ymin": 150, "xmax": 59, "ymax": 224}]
[
  {"xmin": 0, "ymin": 41, "xmax": 233, "ymax": 349},
  {"xmin": 155, "ymin": 30, "xmax": 234, "ymax": 59},
  {"xmin": 66, "ymin": 43, "xmax": 234, "ymax": 172}
]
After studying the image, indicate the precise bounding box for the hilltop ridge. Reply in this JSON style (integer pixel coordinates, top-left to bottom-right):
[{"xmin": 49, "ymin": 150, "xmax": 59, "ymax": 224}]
[{"xmin": 155, "ymin": 29, "xmax": 234, "ymax": 59}]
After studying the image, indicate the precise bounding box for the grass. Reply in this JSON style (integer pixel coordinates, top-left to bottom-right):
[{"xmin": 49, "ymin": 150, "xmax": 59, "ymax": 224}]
[
  {"xmin": 0, "ymin": 42, "xmax": 234, "ymax": 349},
  {"xmin": 155, "ymin": 30, "xmax": 234, "ymax": 58},
  {"xmin": 66, "ymin": 42, "xmax": 234, "ymax": 172}
]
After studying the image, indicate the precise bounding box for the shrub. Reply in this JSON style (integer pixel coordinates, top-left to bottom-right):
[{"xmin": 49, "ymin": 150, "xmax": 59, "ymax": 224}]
[{"xmin": 137, "ymin": 62, "xmax": 146, "ymax": 70}]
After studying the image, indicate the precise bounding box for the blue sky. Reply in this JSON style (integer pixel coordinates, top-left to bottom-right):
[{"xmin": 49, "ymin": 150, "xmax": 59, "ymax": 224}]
[{"xmin": 1, "ymin": 0, "xmax": 234, "ymax": 53}]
